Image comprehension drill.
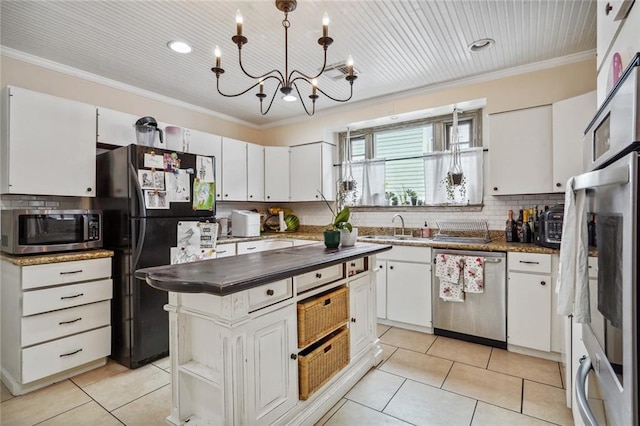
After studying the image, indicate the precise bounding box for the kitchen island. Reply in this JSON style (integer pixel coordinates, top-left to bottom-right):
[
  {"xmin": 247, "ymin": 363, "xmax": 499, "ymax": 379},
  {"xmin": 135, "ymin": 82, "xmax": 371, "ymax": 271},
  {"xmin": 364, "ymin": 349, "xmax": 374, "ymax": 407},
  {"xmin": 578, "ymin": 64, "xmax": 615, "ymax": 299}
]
[{"xmin": 135, "ymin": 242, "xmax": 391, "ymax": 426}]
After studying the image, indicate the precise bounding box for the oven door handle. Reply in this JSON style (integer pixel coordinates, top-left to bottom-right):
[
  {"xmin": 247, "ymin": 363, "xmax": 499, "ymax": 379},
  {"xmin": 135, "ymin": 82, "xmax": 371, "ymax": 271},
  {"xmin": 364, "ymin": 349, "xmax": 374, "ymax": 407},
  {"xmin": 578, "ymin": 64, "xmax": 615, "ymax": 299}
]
[
  {"xmin": 573, "ymin": 163, "xmax": 629, "ymax": 191},
  {"xmin": 575, "ymin": 355, "xmax": 599, "ymax": 426}
]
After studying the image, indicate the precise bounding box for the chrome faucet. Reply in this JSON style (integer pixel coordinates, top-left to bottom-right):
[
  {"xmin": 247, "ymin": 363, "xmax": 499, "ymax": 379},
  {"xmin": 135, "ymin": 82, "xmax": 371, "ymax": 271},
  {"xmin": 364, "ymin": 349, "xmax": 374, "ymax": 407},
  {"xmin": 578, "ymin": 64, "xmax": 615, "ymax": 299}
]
[{"xmin": 392, "ymin": 214, "xmax": 405, "ymax": 236}]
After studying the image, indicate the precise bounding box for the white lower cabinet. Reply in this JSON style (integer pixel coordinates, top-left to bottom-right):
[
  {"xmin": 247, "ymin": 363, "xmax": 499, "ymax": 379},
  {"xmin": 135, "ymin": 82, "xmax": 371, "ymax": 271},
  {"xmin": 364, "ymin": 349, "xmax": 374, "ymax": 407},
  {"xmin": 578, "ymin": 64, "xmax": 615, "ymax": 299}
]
[
  {"xmin": 507, "ymin": 252, "xmax": 562, "ymax": 353},
  {"xmin": 376, "ymin": 245, "xmax": 432, "ymax": 328},
  {"xmin": 214, "ymin": 242, "xmax": 236, "ymax": 258},
  {"xmin": 1, "ymin": 256, "xmax": 113, "ymax": 395},
  {"xmin": 349, "ymin": 274, "xmax": 374, "ymax": 358},
  {"xmin": 237, "ymin": 239, "xmax": 294, "ymax": 255},
  {"xmin": 247, "ymin": 304, "xmax": 298, "ymax": 425}
]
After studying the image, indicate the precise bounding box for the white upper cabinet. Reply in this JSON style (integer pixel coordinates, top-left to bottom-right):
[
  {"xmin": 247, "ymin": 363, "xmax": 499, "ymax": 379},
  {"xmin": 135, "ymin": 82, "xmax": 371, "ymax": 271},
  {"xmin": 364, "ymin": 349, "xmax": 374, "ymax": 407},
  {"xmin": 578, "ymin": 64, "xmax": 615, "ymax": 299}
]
[
  {"xmin": 290, "ymin": 142, "xmax": 335, "ymax": 201},
  {"xmin": 247, "ymin": 143, "xmax": 265, "ymax": 202},
  {"xmin": 1, "ymin": 86, "xmax": 96, "ymax": 197},
  {"xmin": 221, "ymin": 137, "xmax": 248, "ymax": 201},
  {"xmin": 552, "ymin": 91, "xmax": 597, "ymax": 191},
  {"xmin": 187, "ymin": 130, "xmax": 223, "ymax": 200},
  {"xmin": 96, "ymin": 107, "xmax": 138, "ymax": 147},
  {"xmin": 488, "ymin": 105, "xmax": 553, "ymax": 195},
  {"xmin": 264, "ymin": 146, "xmax": 290, "ymax": 202}
]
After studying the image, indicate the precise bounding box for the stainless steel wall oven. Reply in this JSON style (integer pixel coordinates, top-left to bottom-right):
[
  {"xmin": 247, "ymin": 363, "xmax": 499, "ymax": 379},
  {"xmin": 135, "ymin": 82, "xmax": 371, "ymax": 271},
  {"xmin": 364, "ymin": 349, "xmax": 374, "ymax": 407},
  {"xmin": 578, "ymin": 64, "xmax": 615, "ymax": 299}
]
[{"xmin": 574, "ymin": 52, "xmax": 639, "ymax": 426}]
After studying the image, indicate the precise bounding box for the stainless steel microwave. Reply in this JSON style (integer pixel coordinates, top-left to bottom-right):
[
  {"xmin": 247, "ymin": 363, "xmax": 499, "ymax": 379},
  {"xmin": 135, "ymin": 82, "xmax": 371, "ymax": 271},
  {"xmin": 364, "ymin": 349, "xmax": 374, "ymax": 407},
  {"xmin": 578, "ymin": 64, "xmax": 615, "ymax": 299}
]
[{"xmin": 1, "ymin": 209, "xmax": 102, "ymax": 254}]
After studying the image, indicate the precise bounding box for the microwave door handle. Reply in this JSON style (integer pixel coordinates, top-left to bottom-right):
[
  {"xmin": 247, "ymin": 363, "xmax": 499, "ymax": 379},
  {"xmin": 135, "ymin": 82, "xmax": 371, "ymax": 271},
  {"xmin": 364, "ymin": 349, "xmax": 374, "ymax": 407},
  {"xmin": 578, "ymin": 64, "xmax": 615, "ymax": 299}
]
[
  {"xmin": 83, "ymin": 215, "xmax": 89, "ymax": 241},
  {"xmin": 129, "ymin": 164, "xmax": 147, "ymax": 268},
  {"xmin": 573, "ymin": 164, "xmax": 629, "ymax": 191},
  {"xmin": 575, "ymin": 356, "xmax": 599, "ymax": 426}
]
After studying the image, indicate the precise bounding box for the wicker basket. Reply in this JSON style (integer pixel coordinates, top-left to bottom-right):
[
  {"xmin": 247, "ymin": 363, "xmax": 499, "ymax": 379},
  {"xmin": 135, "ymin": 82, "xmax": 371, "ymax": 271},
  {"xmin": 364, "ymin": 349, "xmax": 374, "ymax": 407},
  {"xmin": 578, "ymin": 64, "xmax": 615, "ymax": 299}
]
[
  {"xmin": 298, "ymin": 327, "xmax": 350, "ymax": 400},
  {"xmin": 297, "ymin": 286, "xmax": 349, "ymax": 348}
]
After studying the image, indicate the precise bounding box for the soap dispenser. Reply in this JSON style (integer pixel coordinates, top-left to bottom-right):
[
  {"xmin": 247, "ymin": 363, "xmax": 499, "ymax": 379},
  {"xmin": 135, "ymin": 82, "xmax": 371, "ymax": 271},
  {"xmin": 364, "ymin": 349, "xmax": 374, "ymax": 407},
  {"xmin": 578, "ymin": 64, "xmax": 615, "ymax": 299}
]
[{"xmin": 421, "ymin": 221, "xmax": 430, "ymax": 238}]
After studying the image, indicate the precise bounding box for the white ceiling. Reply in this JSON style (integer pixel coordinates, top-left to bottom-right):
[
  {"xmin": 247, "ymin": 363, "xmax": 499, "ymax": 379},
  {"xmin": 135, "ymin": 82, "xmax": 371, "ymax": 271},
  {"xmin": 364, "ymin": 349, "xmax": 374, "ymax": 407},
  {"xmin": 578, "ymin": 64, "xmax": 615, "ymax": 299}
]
[{"xmin": 0, "ymin": 1, "xmax": 596, "ymax": 127}]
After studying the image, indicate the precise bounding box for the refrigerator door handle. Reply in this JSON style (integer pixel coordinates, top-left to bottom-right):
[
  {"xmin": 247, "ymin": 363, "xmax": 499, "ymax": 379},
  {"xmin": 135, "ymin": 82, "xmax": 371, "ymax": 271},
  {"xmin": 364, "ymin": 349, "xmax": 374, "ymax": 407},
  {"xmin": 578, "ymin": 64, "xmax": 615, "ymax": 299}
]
[
  {"xmin": 130, "ymin": 164, "xmax": 147, "ymax": 268},
  {"xmin": 575, "ymin": 355, "xmax": 599, "ymax": 426}
]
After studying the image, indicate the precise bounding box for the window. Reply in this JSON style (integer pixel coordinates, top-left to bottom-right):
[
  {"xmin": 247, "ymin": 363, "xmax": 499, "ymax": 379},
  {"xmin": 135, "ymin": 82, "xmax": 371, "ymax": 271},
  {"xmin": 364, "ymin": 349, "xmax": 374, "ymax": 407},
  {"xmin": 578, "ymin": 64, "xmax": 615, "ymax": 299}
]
[{"xmin": 340, "ymin": 109, "xmax": 483, "ymax": 206}]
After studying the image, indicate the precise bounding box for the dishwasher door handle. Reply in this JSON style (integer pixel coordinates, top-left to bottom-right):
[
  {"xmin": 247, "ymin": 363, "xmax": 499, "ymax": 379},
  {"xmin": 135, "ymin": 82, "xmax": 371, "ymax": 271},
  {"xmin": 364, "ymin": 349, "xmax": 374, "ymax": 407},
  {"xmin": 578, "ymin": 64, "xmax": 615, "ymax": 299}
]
[{"xmin": 483, "ymin": 258, "xmax": 503, "ymax": 263}]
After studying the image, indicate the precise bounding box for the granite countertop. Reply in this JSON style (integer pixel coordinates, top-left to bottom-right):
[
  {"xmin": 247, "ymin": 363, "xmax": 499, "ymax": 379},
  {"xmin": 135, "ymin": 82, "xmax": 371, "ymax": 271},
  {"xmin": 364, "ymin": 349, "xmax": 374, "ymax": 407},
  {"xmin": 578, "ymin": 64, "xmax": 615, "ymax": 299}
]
[
  {"xmin": 1, "ymin": 249, "xmax": 115, "ymax": 266},
  {"xmin": 136, "ymin": 242, "xmax": 392, "ymax": 295},
  {"xmin": 223, "ymin": 232, "xmax": 560, "ymax": 254}
]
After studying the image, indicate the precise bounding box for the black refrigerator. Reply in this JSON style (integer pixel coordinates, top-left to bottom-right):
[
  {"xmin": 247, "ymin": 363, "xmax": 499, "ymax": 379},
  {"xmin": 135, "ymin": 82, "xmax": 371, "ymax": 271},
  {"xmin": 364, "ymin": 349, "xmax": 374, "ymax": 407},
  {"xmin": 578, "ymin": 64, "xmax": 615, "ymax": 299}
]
[{"xmin": 94, "ymin": 144, "xmax": 215, "ymax": 368}]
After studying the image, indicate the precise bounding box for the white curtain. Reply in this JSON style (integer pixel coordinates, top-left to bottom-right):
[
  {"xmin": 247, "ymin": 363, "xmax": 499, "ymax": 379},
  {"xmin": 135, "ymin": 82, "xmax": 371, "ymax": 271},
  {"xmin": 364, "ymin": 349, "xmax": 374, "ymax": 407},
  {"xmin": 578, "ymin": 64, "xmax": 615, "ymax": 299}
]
[
  {"xmin": 424, "ymin": 147, "xmax": 483, "ymax": 205},
  {"xmin": 344, "ymin": 160, "xmax": 386, "ymax": 206}
]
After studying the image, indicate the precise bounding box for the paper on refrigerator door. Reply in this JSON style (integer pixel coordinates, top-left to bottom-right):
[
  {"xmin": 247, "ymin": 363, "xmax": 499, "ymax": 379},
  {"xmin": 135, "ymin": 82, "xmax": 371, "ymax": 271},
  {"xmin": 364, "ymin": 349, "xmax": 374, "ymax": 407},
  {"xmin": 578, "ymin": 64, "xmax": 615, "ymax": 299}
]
[
  {"xmin": 165, "ymin": 170, "xmax": 191, "ymax": 202},
  {"xmin": 177, "ymin": 221, "xmax": 218, "ymax": 250},
  {"xmin": 196, "ymin": 155, "xmax": 214, "ymax": 183},
  {"xmin": 170, "ymin": 246, "xmax": 215, "ymax": 264}
]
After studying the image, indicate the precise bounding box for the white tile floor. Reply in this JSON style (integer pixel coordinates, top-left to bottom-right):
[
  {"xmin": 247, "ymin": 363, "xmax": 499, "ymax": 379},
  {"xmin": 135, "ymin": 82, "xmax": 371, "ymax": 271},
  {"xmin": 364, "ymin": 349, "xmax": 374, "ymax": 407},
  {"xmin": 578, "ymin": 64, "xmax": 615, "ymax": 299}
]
[{"xmin": 1, "ymin": 326, "xmax": 573, "ymax": 425}]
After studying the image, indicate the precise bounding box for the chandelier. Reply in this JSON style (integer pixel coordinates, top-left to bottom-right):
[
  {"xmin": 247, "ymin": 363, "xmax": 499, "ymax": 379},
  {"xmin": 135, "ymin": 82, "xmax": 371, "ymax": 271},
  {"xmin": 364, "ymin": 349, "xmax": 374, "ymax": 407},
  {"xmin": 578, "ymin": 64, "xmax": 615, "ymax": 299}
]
[{"xmin": 211, "ymin": 0, "xmax": 357, "ymax": 116}]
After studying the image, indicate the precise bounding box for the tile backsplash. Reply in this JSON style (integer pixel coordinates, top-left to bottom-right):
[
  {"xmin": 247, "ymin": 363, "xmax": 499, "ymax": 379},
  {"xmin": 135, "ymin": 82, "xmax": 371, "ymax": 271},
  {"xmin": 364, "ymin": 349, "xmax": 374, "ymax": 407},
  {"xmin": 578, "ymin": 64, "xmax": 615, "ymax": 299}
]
[
  {"xmin": 285, "ymin": 193, "xmax": 565, "ymax": 232},
  {"xmin": 0, "ymin": 194, "xmax": 88, "ymax": 210}
]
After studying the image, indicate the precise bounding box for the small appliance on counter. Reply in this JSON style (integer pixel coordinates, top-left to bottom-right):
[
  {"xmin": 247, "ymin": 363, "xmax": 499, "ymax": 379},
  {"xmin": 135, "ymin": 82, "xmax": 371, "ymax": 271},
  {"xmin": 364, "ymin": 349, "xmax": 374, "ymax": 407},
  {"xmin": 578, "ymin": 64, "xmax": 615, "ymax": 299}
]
[
  {"xmin": 231, "ymin": 210, "xmax": 261, "ymax": 237},
  {"xmin": 536, "ymin": 204, "xmax": 564, "ymax": 249}
]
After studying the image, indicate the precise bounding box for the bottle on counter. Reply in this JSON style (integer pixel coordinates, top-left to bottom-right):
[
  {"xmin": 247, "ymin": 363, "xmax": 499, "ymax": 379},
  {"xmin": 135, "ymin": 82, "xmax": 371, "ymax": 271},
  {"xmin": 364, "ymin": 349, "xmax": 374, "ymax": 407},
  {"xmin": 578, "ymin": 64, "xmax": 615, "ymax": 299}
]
[
  {"xmin": 521, "ymin": 209, "xmax": 532, "ymax": 243},
  {"xmin": 421, "ymin": 221, "xmax": 430, "ymax": 238},
  {"xmin": 505, "ymin": 210, "xmax": 518, "ymax": 242},
  {"xmin": 516, "ymin": 209, "xmax": 524, "ymax": 241},
  {"xmin": 588, "ymin": 213, "xmax": 597, "ymax": 246},
  {"xmin": 528, "ymin": 208, "xmax": 535, "ymax": 233}
]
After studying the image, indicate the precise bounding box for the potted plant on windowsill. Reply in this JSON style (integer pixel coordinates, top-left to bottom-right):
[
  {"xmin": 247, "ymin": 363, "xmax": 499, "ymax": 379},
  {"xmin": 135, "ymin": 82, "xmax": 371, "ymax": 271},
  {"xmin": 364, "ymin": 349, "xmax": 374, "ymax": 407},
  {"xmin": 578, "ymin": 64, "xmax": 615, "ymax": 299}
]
[{"xmin": 320, "ymin": 192, "xmax": 353, "ymax": 248}]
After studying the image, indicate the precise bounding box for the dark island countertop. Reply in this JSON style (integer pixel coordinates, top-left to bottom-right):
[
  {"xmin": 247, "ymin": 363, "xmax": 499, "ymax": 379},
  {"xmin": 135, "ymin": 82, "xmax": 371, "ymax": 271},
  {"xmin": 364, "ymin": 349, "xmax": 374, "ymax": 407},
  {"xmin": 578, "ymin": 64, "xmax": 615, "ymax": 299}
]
[{"xmin": 135, "ymin": 242, "xmax": 392, "ymax": 296}]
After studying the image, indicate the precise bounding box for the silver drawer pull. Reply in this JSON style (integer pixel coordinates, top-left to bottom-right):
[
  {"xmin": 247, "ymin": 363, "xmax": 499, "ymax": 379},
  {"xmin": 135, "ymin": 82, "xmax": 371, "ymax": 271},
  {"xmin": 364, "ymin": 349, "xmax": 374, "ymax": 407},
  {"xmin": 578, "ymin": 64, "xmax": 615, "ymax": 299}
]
[
  {"xmin": 218, "ymin": 250, "xmax": 226, "ymax": 254},
  {"xmin": 246, "ymin": 247, "xmax": 257, "ymax": 250},
  {"xmin": 484, "ymin": 258, "xmax": 502, "ymax": 263},
  {"xmin": 60, "ymin": 348, "xmax": 83, "ymax": 357},
  {"xmin": 60, "ymin": 293, "xmax": 84, "ymax": 300},
  {"xmin": 60, "ymin": 270, "xmax": 83, "ymax": 275},
  {"xmin": 519, "ymin": 260, "xmax": 540, "ymax": 265},
  {"xmin": 59, "ymin": 317, "xmax": 82, "ymax": 325}
]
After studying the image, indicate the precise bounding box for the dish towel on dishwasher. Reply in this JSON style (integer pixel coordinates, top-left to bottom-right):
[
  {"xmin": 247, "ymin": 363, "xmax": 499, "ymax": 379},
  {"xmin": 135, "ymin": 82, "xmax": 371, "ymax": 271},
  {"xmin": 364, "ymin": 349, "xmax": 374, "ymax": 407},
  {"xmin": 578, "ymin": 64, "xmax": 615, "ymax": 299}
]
[
  {"xmin": 435, "ymin": 254, "xmax": 464, "ymax": 302},
  {"xmin": 462, "ymin": 256, "xmax": 484, "ymax": 293},
  {"xmin": 557, "ymin": 177, "xmax": 590, "ymax": 322}
]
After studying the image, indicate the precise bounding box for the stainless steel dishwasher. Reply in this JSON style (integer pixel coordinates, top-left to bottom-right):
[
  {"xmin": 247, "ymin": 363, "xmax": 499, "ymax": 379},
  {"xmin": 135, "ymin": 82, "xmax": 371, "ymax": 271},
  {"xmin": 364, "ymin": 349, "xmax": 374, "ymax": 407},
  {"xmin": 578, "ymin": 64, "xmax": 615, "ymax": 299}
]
[{"xmin": 432, "ymin": 249, "xmax": 507, "ymax": 348}]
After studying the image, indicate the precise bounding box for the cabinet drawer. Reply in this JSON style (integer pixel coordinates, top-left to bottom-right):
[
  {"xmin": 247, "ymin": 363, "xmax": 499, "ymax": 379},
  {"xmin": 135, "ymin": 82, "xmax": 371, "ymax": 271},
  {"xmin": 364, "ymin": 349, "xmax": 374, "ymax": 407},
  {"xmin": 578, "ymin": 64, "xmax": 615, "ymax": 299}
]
[
  {"xmin": 346, "ymin": 258, "xmax": 367, "ymax": 277},
  {"xmin": 22, "ymin": 326, "xmax": 111, "ymax": 384},
  {"xmin": 377, "ymin": 245, "xmax": 431, "ymax": 263},
  {"xmin": 21, "ymin": 300, "xmax": 110, "ymax": 347},
  {"xmin": 23, "ymin": 279, "xmax": 113, "ymax": 316},
  {"xmin": 215, "ymin": 243, "xmax": 236, "ymax": 258},
  {"xmin": 248, "ymin": 279, "xmax": 292, "ymax": 312},
  {"xmin": 508, "ymin": 252, "xmax": 551, "ymax": 274},
  {"xmin": 22, "ymin": 258, "xmax": 111, "ymax": 290},
  {"xmin": 294, "ymin": 264, "xmax": 344, "ymax": 293}
]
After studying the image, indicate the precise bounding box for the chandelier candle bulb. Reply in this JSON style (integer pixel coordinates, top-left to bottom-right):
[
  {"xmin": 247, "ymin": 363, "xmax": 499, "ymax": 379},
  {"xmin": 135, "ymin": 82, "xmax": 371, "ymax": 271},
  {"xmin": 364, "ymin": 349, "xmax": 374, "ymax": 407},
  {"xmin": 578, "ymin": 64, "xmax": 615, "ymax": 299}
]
[
  {"xmin": 214, "ymin": 46, "xmax": 221, "ymax": 69},
  {"xmin": 322, "ymin": 12, "xmax": 329, "ymax": 37},
  {"xmin": 347, "ymin": 55, "xmax": 354, "ymax": 77},
  {"xmin": 235, "ymin": 10, "xmax": 243, "ymax": 36}
]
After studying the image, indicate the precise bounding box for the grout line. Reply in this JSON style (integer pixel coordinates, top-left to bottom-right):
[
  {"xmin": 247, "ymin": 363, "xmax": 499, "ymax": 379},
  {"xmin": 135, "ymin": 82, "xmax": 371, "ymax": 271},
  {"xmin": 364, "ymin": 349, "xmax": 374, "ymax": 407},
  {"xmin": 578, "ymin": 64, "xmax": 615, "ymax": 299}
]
[
  {"xmin": 380, "ymin": 377, "xmax": 407, "ymax": 413},
  {"xmin": 108, "ymin": 383, "xmax": 171, "ymax": 413},
  {"xmin": 520, "ymin": 378, "xmax": 525, "ymax": 413},
  {"xmin": 347, "ymin": 399, "xmax": 419, "ymax": 426},
  {"xmin": 69, "ymin": 380, "xmax": 126, "ymax": 425},
  {"xmin": 440, "ymin": 360, "xmax": 456, "ymax": 389},
  {"xmin": 32, "ymin": 399, "xmax": 96, "ymax": 425},
  {"xmin": 468, "ymin": 400, "xmax": 479, "ymax": 426}
]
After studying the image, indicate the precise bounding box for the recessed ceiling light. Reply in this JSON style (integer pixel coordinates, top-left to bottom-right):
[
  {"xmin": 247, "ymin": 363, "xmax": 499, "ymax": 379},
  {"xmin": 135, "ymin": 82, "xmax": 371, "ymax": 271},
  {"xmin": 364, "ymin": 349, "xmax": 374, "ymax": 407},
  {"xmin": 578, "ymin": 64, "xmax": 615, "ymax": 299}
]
[
  {"xmin": 468, "ymin": 38, "xmax": 495, "ymax": 52},
  {"xmin": 168, "ymin": 41, "xmax": 192, "ymax": 54}
]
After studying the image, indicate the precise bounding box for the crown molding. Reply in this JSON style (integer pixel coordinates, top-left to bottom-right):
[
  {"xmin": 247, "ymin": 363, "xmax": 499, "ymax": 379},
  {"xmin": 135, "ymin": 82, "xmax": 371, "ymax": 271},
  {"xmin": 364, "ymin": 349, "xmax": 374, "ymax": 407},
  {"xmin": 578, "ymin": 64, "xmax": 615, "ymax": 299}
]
[
  {"xmin": 0, "ymin": 46, "xmax": 261, "ymax": 130},
  {"xmin": 2, "ymin": 46, "xmax": 594, "ymax": 131}
]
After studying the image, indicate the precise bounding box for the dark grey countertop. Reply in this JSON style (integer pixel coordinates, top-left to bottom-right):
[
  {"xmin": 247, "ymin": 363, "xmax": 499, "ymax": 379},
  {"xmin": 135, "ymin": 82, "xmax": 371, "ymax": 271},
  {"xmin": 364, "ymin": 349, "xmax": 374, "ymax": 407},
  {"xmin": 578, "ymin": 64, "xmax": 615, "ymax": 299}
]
[{"xmin": 135, "ymin": 242, "xmax": 392, "ymax": 295}]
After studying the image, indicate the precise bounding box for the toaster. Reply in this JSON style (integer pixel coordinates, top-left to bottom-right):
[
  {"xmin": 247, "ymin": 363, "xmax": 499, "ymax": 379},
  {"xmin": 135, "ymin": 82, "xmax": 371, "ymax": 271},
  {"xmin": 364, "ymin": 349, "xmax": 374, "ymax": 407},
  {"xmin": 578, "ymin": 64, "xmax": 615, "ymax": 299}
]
[{"xmin": 537, "ymin": 204, "xmax": 564, "ymax": 249}]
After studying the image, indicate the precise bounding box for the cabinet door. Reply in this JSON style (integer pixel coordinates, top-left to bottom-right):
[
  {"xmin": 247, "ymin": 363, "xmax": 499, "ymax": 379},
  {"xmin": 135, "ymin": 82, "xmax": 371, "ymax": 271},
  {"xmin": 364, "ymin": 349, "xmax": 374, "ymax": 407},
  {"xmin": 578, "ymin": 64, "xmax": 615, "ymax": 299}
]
[
  {"xmin": 221, "ymin": 138, "xmax": 248, "ymax": 201},
  {"xmin": 386, "ymin": 261, "xmax": 431, "ymax": 327},
  {"xmin": 350, "ymin": 274, "xmax": 373, "ymax": 358},
  {"xmin": 247, "ymin": 304, "xmax": 297, "ymax": 425},
  {"xmin": 507, "ymin": 271, "xmax": 551, "ymax": 351},
  {"xmin": 96, "ymin": 107, "xmax": 138, "ymax": 147},
  {"xmin": 375, "ymin": 260, "xmax": 387, "ymax": 319},
  {"xmin": 187, "ymin": 130, "xmax": 222, "ymax": 200},
  {"xmin": 214, "ymin": 242, "xmax": 236, "ymax": 258},
  {"xmin": 488, "ymin": 105, "xmax": 552, "ymax": 195},
  {"xmin": 596, "ymin": 0, "xmax": 634, "ymax": 70},
  {"xmin": 247, "ymin": 143, "xmax": 265, "ymax": 202},
  {"xmin": 264, "ymin": 147, "xmax": 290, "ymax": 202},
  {"xmin": 4, "ymin": 87, "xmax": 96, "ymax": 197},
  {"xmin": 290, "ymin": 143, "xmax": 335, "ymax": 201},
  {"xmin": 552, "ymin": 91, "xmax": 596, "ymax": 191}
]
